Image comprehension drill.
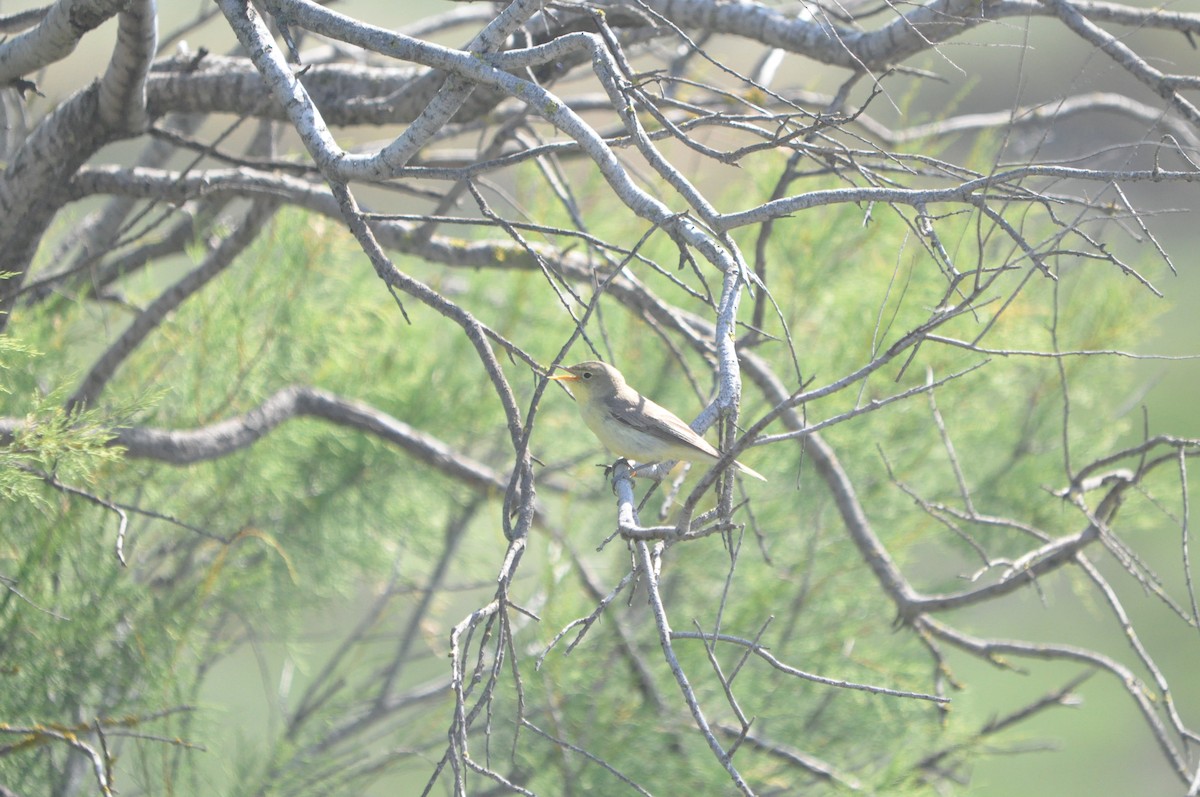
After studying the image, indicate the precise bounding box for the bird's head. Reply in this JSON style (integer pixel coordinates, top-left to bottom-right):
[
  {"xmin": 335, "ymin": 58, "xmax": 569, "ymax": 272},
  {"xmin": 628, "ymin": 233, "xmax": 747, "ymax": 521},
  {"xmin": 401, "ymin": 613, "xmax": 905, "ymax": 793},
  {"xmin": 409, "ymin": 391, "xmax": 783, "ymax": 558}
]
[{"xmin": 548, "ymin": 361, "xmax": 626, "ymax": 401}]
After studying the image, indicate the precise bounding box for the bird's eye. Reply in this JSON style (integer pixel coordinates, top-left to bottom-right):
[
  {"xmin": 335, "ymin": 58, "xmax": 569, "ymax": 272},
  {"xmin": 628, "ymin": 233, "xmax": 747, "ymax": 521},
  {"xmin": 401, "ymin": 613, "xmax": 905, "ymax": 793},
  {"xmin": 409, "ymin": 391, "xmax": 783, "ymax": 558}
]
[{"xmin": 581, "ymin": 371, "xmax": 592, "ymax": 379}]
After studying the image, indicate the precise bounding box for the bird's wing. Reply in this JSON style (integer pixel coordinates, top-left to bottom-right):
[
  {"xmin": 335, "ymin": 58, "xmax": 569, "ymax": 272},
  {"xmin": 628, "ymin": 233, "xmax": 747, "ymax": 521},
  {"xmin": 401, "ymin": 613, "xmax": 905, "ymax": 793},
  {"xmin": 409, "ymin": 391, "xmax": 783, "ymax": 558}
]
[{"xmin": 608, "ymin": 393, "xmax": 721, "ymax": 458}]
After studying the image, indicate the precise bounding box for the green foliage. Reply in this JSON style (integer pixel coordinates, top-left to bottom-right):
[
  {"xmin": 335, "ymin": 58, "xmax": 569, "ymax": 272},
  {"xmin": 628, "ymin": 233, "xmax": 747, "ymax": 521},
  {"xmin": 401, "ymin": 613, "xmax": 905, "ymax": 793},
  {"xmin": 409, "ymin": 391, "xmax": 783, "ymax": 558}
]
[
  {"xmin": 503, "ymin": 165, "xmax": 1162, "ymax": 793},
  {"xmin": 0, "ymin": 166, "xmax": 1163, "ymax": 794},
  {"xmin": 0, "ymin": 210, "xmax": 498, "ymax": 792},
  {"xmin": 0, "ymin": 337, "xmax": 121, "ymax": 503}
]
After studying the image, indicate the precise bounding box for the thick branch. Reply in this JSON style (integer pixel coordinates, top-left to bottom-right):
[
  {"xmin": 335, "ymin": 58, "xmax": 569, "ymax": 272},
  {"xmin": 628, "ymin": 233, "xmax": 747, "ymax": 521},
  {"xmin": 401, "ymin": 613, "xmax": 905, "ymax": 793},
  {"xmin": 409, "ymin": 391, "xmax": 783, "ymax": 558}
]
[
  {"xmin": 0, "ymin": 0, "xmax": 128, "ymax": 85},
  {"xmin": 97, "ymin": 0, "xmax": 157, "ymax": 132},
  {"xmin": 2, "ymin": 385, "xmax": 550, "ymax": 505}
]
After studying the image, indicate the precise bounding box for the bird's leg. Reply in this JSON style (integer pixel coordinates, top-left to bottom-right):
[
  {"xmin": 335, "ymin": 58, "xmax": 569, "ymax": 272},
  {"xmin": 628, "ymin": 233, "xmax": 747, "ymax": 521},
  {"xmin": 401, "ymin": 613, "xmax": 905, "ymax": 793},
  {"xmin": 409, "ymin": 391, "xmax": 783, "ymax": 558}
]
[{"xmin": 601, "ymin": 458, "xmax": 636, "ymax": 495}]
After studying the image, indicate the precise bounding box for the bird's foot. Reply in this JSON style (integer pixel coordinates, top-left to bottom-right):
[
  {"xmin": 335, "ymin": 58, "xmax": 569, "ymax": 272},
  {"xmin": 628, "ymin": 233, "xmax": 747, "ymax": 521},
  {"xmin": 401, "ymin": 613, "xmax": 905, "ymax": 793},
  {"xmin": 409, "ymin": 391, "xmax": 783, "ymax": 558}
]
[{"xmin": 601, "ymin": 459, "xmax": 637, "ymax": 494}]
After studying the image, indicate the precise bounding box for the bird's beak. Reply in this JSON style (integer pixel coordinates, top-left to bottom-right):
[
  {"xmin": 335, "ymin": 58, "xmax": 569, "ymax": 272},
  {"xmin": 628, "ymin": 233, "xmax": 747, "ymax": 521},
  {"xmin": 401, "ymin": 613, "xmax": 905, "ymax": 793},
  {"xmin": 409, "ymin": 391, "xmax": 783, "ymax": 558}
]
[{"xmin": 548, "ymin": 369, "xmax": 579, "ymax": 382}]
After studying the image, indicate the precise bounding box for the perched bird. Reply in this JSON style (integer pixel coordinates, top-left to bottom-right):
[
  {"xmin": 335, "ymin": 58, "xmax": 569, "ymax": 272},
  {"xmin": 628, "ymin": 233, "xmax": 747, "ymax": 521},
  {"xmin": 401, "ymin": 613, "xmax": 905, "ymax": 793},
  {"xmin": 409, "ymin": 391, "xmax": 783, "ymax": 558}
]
[{"xmin": 549, "ymin": 361, "xmax": 766, "ymax": 481}]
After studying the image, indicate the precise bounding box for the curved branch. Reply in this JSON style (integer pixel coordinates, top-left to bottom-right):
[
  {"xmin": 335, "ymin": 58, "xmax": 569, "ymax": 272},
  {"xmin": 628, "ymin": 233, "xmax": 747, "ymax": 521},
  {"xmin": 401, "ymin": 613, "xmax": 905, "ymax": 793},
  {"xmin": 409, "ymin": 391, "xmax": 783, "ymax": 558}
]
[
  {"xmin": 222, "ymin": 0, "xmax": 756, "ymax": 289},
  {"xmin": 97, "ymin": 0, "xmax": 157, "ymax": 132},
  {"xmin": 114, "ymin": 385, "xmax": 522, "ymax": 494},
  {"xmin": 0, "ymin": 2, "xmax": 157, "ymax": 321},
  {"xmin": 718, "ymin": 165, "xmax": 1200, "ymax": 231},
  {"xmin": 0, "ymin": 0, "xmax": 127, "ymax": 85},
  {"xmin": 1038, "ymin": 0, "xmax": 1200, "ymax": 128},
  {"xmin": 608, "ymin": 0, "xmax": 1200, "ymax": 72},
  {"xmin": 858, "ymin": 91, "xmax": 1200, "ymax": 150},
  {"xmin": 1, "ymin": 384, "xmax": 557, "ymax": 507},
  {"xmin": 0, "ymin": 84, "xmax": 110, "ymax": 322},
  {"xmin": 921, "ymin": 616, "xmax": 1194, "ymax": 781}
]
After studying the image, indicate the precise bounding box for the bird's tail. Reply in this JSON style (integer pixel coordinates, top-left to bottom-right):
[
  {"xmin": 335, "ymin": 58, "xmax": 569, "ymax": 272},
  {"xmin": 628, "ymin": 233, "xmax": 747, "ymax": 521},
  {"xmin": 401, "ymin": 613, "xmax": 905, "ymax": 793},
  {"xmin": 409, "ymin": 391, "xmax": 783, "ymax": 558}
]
[{"xmin": 734, "ymin": 460, "xmax": 767, "ymax": 482}]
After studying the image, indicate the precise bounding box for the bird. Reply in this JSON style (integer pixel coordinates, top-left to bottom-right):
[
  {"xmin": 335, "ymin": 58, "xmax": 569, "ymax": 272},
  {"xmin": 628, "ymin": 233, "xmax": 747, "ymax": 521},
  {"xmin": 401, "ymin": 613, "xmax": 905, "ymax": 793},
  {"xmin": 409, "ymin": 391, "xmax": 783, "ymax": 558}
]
[{"xmin": 548, "ymin": 360, "xmax": 766, "ymax": 481}]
